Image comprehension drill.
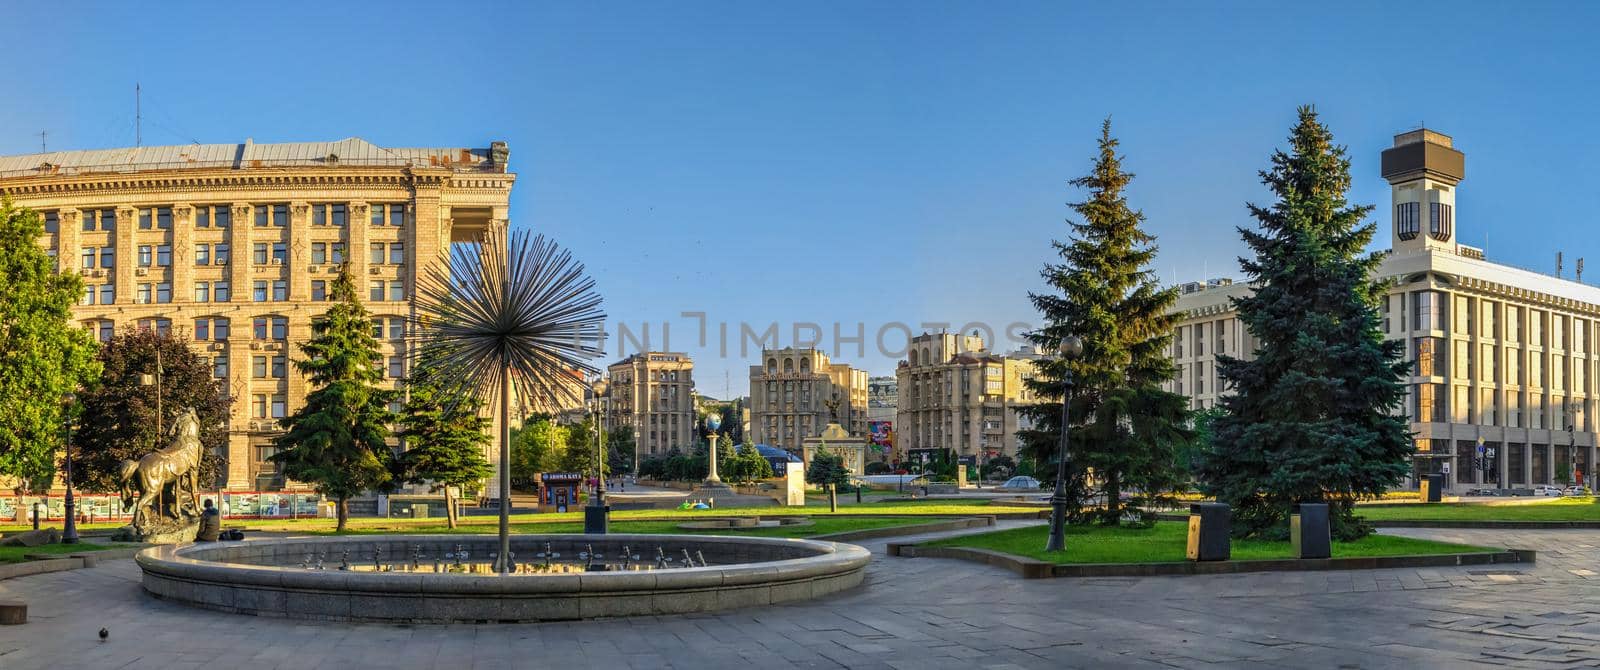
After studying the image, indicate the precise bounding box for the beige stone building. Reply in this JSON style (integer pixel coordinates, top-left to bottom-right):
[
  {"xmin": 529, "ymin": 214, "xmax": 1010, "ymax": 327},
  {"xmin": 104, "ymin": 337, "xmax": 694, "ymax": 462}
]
[
  {"xmin": 1170, "ymin": 128, "xmax": 1600, "ymax": 493},
  {"xmin": 604, "ymin": 352, "xmax": 695, "ymax": 462},
  {"xmin": 895, "ymin": 333, "xmax": 1039, "ymax": 466},
  {"xmin": 0, "ymin": 138, "xmax": 514, "ymax": 491},
  {"xmin": 748, "ymin": 348, "xmax": 869, "ymax": 450}
]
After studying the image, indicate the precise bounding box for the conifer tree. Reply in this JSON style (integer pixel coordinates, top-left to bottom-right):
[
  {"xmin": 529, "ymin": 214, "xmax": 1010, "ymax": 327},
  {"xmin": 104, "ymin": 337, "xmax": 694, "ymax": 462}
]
[
  {"xmin": 394, "ymin": 350, "xmax": 492, "ymax": 529},
  {"xmin": 271, "ymin": 266, "xmax": 395, "ymax": 531},
  {"xmin": 1195, "ymin": 106, "xmax": 1412, "ymax": 540},
  {"xmin": 1018, "ymin": 120, "xmax": 1191, "ymax": 524}
]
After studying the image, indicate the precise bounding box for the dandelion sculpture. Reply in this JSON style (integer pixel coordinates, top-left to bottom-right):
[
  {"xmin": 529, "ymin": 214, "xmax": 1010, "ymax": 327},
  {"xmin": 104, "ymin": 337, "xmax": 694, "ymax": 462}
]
[{"xmin": 414, "ymin": 229, "xmax": 605, "ymax": 573}]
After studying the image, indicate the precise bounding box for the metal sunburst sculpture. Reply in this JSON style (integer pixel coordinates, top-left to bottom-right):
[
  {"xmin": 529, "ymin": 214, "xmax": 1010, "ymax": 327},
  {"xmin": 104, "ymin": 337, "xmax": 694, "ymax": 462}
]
[{"xmin": 413, "ymin": 229, "xmax": 605, "ymax": 573}]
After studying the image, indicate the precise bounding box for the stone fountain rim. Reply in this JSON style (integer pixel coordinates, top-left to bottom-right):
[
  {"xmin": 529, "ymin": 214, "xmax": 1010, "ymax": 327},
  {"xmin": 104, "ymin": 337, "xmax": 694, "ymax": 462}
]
[{"xmin": 136, "ymin": 533, "xmax": 870, "ymax": 596}]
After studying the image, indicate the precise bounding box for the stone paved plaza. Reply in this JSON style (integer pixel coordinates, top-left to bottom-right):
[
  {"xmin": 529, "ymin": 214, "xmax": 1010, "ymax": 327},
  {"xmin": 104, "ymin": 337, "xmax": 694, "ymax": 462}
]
[{"xmin": 4, "ymin": 524, "xmax": 1600, "ymax": 669}]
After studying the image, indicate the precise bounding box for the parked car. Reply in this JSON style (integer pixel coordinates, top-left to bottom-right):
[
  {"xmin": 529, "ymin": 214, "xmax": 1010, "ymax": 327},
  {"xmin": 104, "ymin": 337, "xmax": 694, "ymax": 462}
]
[
  {"xmin": 1464, "ymin": 488, "xmax": 1495, "ymax": 496},
  {"xmin": 1565, "ymin": 486, "xmax": 1591, "ymax": 496},
  {"xmin": 1532, "ymin": 485, "xmax": 1565, "ymax": 496}
]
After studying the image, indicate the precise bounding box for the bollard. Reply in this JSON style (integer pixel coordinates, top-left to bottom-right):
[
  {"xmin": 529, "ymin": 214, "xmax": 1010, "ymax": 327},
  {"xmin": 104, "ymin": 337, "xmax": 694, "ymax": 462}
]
[
  {"xmin": 1186, "ymin": 502, "xmax": 1231, "ymax": 561},
  {"xmin": 1292, "ymin": 503, "xmax": 1331, "ymax": 559}
]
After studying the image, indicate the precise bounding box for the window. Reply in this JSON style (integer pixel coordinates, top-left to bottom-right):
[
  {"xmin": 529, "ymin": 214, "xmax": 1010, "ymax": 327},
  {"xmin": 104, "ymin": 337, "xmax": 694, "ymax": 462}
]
[
  {"xmin": 271, "ymin": 394, "xmax": 286, "ymax": 418},
  {"xmin": 272, "ymin": 242, "xmax": 286, "ymax": 264},
  {"xmin": 81, "ymin": 285, "xmax": 95, "ymax": 305},
  {"xmin": 1413, "ymin": 383, "xmax": 1444, "ymax": 422},
  {"xmin": 311, "ymin": 281, "xmax": 326, "ymax": 301},
  {"xmin": 331, "ymin": 204, "xmax": 346, "ymax": 227},
  {"xmin": 194, "ymin": 282, "xmax": 210, "ymax": 302},
  {"xmin": 253, "ymin": 243, "xmax": 269, "ymax": 264},
  {"xmin": 388, "ymin": 204, "xmax": 404, "ymax": 227},
  {"xmin": 215, "ymin": 244, "xmax": 230, "ymax": 264},
  {"xmin": 156, "ymin": 207, "xmax": 172, "ymax": 230},
  {"xmin": 99, "ymin": 284, "xmax": 113, "ymax": 304},
  {"xmin": 196, "ymin": 244, "xmax": 211, "ymax": 265},
  {"xmin": 97, "ymin": 321, "xmax": 114, "ymax": 343},
  {"xmin": 389, "ymin": 242, "xmax": 404, "ymax": 265},
  {"xmin": 155, "ymin": 283, "xmax": 171, "ymax": 303},
  {"xmin": 388, "ymin": 318, "xmax": 404, "ymax": 340},
  {"xmin": 253, "ymin": 281, "xmax": 268, "ymax": 302},
  {"xmin": 331, "ymin": 243, "xmax": 344, "ymax": 264},
  {"xmin": 273, "ymin": 205, "xmax": 288, "ymax": 227},
  {"xmin": 81, "ymin": 247, "xmax": 95, "ymax": 269},
  {"xmin": 252, "ymin": 395, "xmax": 267, "ymax": 418},
  {"xmin": 213, "ymin": 357, "xmax": 228, "ymax": 379},
  {"xmin": 1429, "ymin": 202, "xmax": 1453, "ymax": 241},
  {"xmin": 1412, "ymin": 291, "xmax": 1445, "ymax": 331},
  {"xmin": 312, "ymin": 243, "xmax": 326, "ymax": 265},
  {"xmin": 99, "ymin": 209, "xmax": 116, "ymax": 231},
  {"xmin": 156, "ymin": 245, "xmax": 171, "ymax": 267},
  {"xmin": 82, "ymin": 209, "xmax": 97, "ymax": 232},
  {"xmin": 214, "ymin": 281, "xmax": 230, "ymax": 302},
  {"xmin": 388, "ymin": 356, "xmax": 404, "ymax": 378},
  {"xmin": 1414, "ymin": 337, "xmax": 1444, "ymax": 377},
  {"xmin": 194, "ymin": 205, "xmax": 229, "ymax": 228},
  {"xmin": 138, "ymin": 208, "xmax": 152, "ymax": 230},
  {"xmin": 272, "ymin": 356, "xmax": 286, "ymax": 378},
  {"xmin": 43, "ymin": 211, "xmax": 58, "ymax": 233},
  {"xmin": 196, "ymin": 319, "xmax": 211, "ymax": 341},
  {"xmin": 271, "ymin": 317, "xmax": 287, "ymax": 340},
  {"xmin": 196, "ymin": 206, "xmax": 209, "ymax": 228},
  {"xmin": 254, "ymin": 205, "xmax": 268, "ymax": 227},
  {"xmin": 137, "ymin": 318, "xmax": 171, "ymax": 336},
  {"xmin": 313, "ymin": 204, "xmax": 327, "ymax": 226},
  {"xmin": 388, "ymin": 281, "xmax": 404, "ymax": 302},
  {"xmin": 253, "ymin": 318, "xmax": 268, "ymax": 340},
  {"xmin": 138, "ymin": 246, "xmax": 153, "ymax": 267},
  {"xmin": 137, "ymin": 284, "xmax": 152, "ymax": 304},
  {"xmin": 370, "ymin": 281, "xmax": 384, "ymax": 302},
  {"xmin": 370, "ymin": 242, "xmax": 384, "ymax": 263},
  {"xmin": 1396, "ymin": 202, "xmax": 1420, "ymax": 240},
  {"xmin": 100, "ymin": 247, "xmax": 114, "ymax": 268},
  {"xmin": 195, "ymin": 318, "xmax": 228, "ymax": 341},
  {"xmin": 272, "ymin": 280, "xmax": 287, "ymax": 301}
]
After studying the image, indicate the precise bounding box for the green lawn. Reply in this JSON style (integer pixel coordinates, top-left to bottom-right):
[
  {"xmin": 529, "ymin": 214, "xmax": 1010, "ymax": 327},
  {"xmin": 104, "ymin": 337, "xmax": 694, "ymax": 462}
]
[
  {"xmin": 0, "ymin": 542, "xmax": 123, "ymax": 564},
  {"xmin": 929, "ymin": 522, "xmax": 1497, "ymax": 565},
  {"xmin": 264, "ymin": 515, "xmax": 933, "ymax": 539},
  {"xmin": 1357, "ymin": 496, "xmax": 1600, "ymax": 522}
]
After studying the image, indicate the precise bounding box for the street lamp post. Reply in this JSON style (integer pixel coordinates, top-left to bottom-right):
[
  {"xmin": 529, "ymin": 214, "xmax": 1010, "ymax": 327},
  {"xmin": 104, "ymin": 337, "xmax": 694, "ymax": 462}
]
[
  {"xmin": 585, "ymin": 378, "xmax": 610, "ymax": 534},
  {"xmin": 62, "ymin": 393, "xmax": 78, "ymax": 544},
  {"xmin": 1044, "ymin": 335, "xmax": 1083, "ymax": 553}
]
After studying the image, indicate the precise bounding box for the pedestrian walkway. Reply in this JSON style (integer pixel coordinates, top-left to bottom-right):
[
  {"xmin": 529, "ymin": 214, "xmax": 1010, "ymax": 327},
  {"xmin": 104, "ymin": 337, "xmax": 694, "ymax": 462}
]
[{"xmin": 1, "ymin": 526, "xmax": 1596, "ymax": 669}]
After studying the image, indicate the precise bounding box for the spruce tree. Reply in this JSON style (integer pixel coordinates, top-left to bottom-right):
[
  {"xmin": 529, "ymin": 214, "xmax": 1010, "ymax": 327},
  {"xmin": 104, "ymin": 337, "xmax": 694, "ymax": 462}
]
[
  {"xmin": 1017, "ymin": 120, "xmax": 1191, "ymax": 525},
  {"xmin": 1195, "ymin": 106, "xmax": 1411, "ymax": 540},
  {"xmin": 271, "ymin": 266, "xmax": 395, "ymax": 531},
  {"xmin": 394, "ymin": 350, "xmax": 492, "ymax": 529}
]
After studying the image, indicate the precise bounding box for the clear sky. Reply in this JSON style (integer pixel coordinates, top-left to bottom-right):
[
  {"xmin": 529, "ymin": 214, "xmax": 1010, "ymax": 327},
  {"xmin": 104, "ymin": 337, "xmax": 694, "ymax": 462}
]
[{"xmin": 7, "ymin": 1, "xmax": 1600, "ymax": 396}]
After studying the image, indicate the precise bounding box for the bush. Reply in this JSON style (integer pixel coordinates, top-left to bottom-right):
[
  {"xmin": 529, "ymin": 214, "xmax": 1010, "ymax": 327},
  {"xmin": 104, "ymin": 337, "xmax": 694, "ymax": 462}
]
[{"xmin": 864, "ymin": 461, "xmax": 892, "ymax": 475}]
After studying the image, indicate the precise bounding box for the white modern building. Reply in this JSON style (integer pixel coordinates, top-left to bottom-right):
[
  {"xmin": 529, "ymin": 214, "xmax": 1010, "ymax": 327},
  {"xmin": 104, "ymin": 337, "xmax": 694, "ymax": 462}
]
[{"xmin": 1170, "ymin": 129, "xmax": 1597, "ymax": 493}]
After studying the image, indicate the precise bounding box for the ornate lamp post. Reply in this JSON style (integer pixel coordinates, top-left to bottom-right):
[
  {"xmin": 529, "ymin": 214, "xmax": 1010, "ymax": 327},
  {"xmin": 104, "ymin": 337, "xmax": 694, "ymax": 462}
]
[
  {"xmin": 62, "ymin": 393, "xmax": 78, "ymax": 544},
  {"xmin": 1045, "ymin": 335, "xmax": 1083, "ymax": 553},
  {"xmin": 586, "ymin": 378, "xmax": 611, "ymax": 534}
]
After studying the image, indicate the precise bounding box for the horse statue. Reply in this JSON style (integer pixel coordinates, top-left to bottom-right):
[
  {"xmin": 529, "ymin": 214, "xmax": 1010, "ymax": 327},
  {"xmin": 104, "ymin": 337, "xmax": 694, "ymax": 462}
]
[{"xmin": 118, "ymin": 407, "xmax": 205, "ymax": 531}]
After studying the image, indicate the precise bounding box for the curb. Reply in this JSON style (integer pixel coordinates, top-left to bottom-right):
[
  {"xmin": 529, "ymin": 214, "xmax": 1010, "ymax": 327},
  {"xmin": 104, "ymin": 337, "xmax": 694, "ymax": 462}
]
[
  {"xmin": 886, "ymin": 543, "xmax": 1535, "ymax": 579},
  {"xmin": 0, "ymin": 545, "xmax": 144, "ymax": 581},
  {"xmin": 1371, "ymin": 520, "xmax": 1600, "ymax": 529}
]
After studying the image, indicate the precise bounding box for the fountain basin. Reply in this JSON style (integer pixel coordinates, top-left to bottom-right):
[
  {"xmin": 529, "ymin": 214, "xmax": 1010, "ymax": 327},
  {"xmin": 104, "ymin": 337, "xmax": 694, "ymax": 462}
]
[{"xmin": 136, "ymin": 534, "xmax": 870, "ymax": 622}]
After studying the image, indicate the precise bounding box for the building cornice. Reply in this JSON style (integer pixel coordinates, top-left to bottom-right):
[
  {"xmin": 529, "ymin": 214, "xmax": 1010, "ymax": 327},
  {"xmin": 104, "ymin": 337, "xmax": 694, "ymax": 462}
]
[{"xmin": 0, "ymin": 168, "xmax": 513, "ymax": 200}]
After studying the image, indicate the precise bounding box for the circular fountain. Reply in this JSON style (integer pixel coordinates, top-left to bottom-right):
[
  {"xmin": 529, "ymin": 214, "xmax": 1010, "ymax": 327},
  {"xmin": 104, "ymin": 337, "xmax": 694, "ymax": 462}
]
[{"xmin": 136, "ymin": 534, "xmax": 870, "ymax": 622}]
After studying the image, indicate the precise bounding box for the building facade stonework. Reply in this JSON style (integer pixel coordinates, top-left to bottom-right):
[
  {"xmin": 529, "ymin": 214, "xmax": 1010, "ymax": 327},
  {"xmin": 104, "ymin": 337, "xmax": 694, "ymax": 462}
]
[
  {"xmin": 896, "ymin": 333, "xmax": 1038, "ymax": 465},
  {"xmin": 0, "ymin": 138, "xmax": 514, "ymax": 491},
  {"xmin": 605, "ymin": 352, "xmax": 695, "ymax": 463},
  {"xmin": 748, "ymin": 348, "xmax": 869, "ymax": 450},
  {"xmin": 1169, "ymin": 129, "xmax": 1599, "ymax": 492}
]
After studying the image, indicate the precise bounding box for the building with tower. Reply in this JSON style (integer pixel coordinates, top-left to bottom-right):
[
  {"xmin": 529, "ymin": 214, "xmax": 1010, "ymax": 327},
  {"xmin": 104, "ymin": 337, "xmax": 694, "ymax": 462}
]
[
  {"xmin": 1169, "ymin": 128, "xmax": 1600, "ymax": 493},
  {"xmin": 748, "ymin": 348, "xmax": 869, "ymax": 450}
]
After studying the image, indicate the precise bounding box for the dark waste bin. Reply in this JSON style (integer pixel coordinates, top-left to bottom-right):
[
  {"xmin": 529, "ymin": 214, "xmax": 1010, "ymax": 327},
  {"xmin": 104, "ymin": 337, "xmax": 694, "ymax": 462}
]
[
  {"xmin": 1292, "ymin": 503, "xmax": 1331, "ymax": 559},
  {"xmin": 1421, "ymin": 473, "xmax": 1445, "ymax": 502},
  {"xmin": 584, "ymin": 504, "xmax": 610, "ymax": 534},
  {"xmin": 1186, "ymin": 502, "xmax": 1231, "ymax": 562}
]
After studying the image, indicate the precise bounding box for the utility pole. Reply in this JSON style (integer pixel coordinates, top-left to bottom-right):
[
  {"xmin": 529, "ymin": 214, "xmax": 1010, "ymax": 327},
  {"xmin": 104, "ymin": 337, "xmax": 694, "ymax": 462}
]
[{"xmin": 38, "ymin": 130, "xmax": 46, "ymax": 153}]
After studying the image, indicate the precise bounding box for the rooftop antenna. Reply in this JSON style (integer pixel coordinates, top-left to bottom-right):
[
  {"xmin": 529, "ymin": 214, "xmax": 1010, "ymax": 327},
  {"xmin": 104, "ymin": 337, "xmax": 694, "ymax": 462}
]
[
  {"xmin": 135, "ymin": 83, "xmax": 142, "ymax": 147},
  {"xmin": 38, "ymin": 130, "xmax": 46, "ymax": 153},
  {"xmin": 1557, "ymin": 251, "xmax": 1564, "ymax": 278},
  {"xmin": 1579, "ymin": 258, "xmax": 1586, "ymax": 284}
]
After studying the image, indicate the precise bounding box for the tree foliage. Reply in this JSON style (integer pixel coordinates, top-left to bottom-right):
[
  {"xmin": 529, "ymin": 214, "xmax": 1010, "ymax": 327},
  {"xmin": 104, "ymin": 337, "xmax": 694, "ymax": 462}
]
[
  {"xmin": 74, "ymin": 329, "xmax": 228, "ymax": 493},
  {"xmin": 1017, "ymin": 120, "xmax": 1192, "ymax": 525},
  {"xmin": 270, "ymin": 266, "xmax": 395, "ymax": 531},
  {"xmin": 806, "ymin": 447, "xmax": 852, "ymax": 512},
  {"xmin": 393, "ymin": 350, "xmax": 492, "ymax": 528},
  {"xmin": 509, "ymin": 416, "xmax": 567, "ymax": 486},
  {"xmin": 1195, "ymin": 107, "xmax": 1412, "ymax": 541},
  {"xmin": 0, "ymin": 199, "xmax": 101, "ymax": 491}
]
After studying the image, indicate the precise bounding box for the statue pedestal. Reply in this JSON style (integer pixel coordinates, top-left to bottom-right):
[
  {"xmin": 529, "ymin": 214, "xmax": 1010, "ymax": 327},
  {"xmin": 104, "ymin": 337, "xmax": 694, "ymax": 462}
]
[
  {"xmin": 694, "ymin": 481, "xmax": 735, "ymax": 498},
  {"xmin": 113, "ymin": 519, "xmax": 199, "ymax": 544}
]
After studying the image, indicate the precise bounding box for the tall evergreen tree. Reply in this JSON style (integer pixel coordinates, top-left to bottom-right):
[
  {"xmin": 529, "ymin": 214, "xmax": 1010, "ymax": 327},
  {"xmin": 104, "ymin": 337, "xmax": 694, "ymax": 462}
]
[
  {"xmin": 1017, "ymin": 120, "xmax": 1191, "ymax": 525},
  {"xmin": 0, "ymin": 199, "xmax": 100, "ymax": 491},
  {"xmin": 271, "ymin": 266, "xmax": 395, "ymax": 531},
  {"xmin": 393, "ymin": 350, "xmax": 492, "ymax": 529},
  {"xmin": 1195, "ymin": 106, "xmax": 1411, "ymax": 540},
  {"xmin": 75, "ymin": 329, "xmax": 229, "ymax": 492}
]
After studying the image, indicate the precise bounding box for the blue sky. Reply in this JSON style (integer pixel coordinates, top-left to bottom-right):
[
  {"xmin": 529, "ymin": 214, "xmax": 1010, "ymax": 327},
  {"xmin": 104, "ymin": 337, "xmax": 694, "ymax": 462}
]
[{"xmin": 6, "ymin": 1, "xmax": 1600, "ymax": 396}]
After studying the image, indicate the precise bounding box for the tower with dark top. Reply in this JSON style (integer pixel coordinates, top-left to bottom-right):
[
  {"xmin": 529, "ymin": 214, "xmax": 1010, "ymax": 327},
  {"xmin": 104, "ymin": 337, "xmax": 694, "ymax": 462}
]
[{"xmin": 1381, "ymin": 129, "xmax": 1465, "ymax": 252}]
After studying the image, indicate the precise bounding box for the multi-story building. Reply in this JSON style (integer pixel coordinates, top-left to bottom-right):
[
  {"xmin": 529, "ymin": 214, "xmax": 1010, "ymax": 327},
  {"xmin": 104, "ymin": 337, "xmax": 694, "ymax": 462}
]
[
  {"xmin": 1170, "ymin": 128, "xmax": 1600, "ymax": 492},
  {"xmin": 0, "ymin": 138, "xmax": 515, "ymax": 491},
  {"xmin": 867, "ymin": 376, "xmax": 898, "ymax": 422},
  {"xmin": 895, "ymin": 332, "xmax": 1039, "ymax": 465},
  {"xmin": 748, "ymin": 348, "xmax": 869, "ymax": 449},
  {"xmin": 605, "ymin": 352, "xmax": 694, "ymax": 462}
]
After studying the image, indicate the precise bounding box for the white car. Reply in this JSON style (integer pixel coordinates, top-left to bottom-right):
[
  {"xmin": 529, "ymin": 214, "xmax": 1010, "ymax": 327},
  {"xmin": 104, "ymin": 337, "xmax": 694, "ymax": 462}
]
[{"xmin": 1532, "ymin": 485, "xmax": 1564, "ymax": 496}]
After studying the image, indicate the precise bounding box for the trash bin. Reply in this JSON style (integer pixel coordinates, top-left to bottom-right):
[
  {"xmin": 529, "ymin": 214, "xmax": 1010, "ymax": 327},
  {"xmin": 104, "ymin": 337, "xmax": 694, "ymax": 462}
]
[
  {"xmin": 1421, "ymin": 473, "xmax": 1444, "ymax": 503},
  {"xmin": 1186, "ymin": 502, "xmax": 1231, "ymax": 562},
  {"xmin": 1292, "ymin": 503, "xmax": 1331, "ymax": 559}
]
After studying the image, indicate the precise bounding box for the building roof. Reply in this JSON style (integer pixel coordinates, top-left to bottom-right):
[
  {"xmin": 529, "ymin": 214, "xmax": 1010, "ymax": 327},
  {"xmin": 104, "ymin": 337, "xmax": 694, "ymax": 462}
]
[{"xmin": 0, "ymin": 138, "xmax": 506, "ymax": 178}]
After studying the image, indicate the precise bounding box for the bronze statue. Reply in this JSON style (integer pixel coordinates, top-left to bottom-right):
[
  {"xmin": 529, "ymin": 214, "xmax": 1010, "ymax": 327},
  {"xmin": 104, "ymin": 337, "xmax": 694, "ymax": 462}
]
[
  {"xmin": 823, "ymin": 392, "xmax": 841, "ymax": 425},
  {"xmin": 117, "ymin": 407, "xmax": 204, "ymax": 532}
]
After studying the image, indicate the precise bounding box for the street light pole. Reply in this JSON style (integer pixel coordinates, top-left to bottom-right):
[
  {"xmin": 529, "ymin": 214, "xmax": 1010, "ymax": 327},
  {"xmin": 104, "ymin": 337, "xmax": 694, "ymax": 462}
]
[
  {"xmin": 62, "ymin": 393, "xmax": 78, "ymax": 544},
  {"xmin": 1045, "ymin": 335, "xmax": 1083, "ymax": 553},
  {"xmin": 585, "ymin": 378, "xmax": 610, "ymax": 535}
]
